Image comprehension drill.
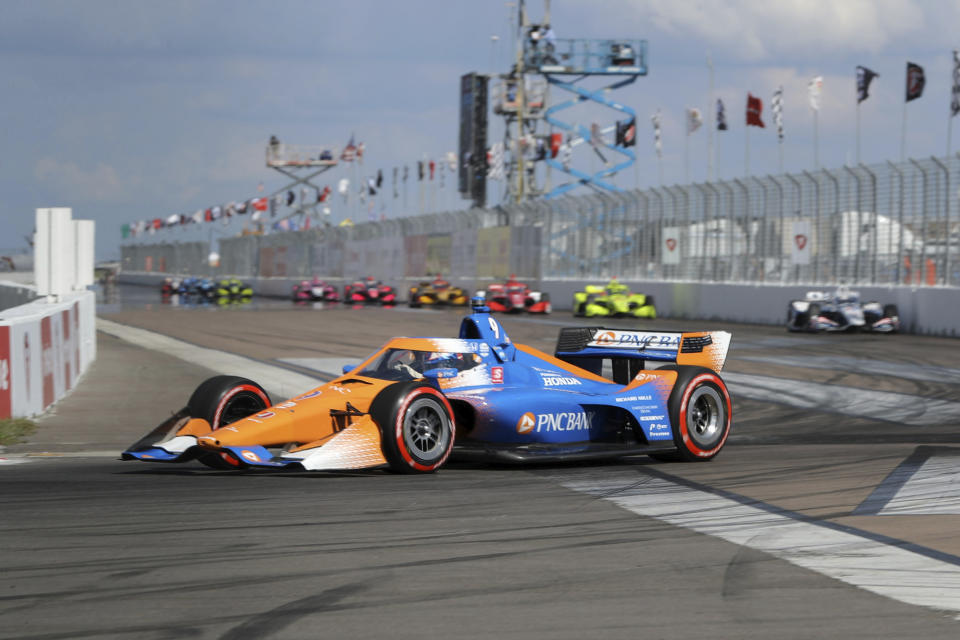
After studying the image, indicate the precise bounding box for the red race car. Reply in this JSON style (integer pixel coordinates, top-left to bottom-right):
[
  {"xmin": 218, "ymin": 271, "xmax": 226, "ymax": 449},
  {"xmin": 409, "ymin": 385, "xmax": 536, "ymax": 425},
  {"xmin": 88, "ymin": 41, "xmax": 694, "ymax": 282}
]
[
  {"xmin": 345, "ymin": 276, "xmax": 397, "ymax": 305},
  {"xmin": 481, "ymin": 275, "xmax": 551, "ymax": 314}
]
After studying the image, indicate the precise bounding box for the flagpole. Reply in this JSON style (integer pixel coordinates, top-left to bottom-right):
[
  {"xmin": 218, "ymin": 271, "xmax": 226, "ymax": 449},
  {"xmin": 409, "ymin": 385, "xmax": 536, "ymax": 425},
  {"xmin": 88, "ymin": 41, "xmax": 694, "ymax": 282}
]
[
  {"xmin": 813, "ymin": 109, "xmax": 820, "ymax": 170},
  {"xmin": 707, "ymin": 52, "xmax": 714, "ymax": 182},
  {"xmin": 684, "ymin": 117, "xmax": 690, "ymax": 184},
  {"xmin": 856, "ymin": 100, "xmax": 861, "ymax": 165},
  {"xmin": 948, "ymin": 107, "xmax": 954, "ymax": 158},
  {"xmin": 745, "ymin": 120, "xmax": 750, "ymax": 177},
  {"xmin": 900, "ymin": 100, "xmax": 907, "ymax": 162}
]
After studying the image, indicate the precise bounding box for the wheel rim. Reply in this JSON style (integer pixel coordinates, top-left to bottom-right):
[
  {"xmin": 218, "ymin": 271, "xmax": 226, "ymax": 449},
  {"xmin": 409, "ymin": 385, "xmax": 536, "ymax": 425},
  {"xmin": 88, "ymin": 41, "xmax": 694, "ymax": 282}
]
[
  {"xmin": 402, "ymin": 397, "xmax": 450, "ymax": 462},
  {"xmin": 217, "ymin": 391, "xmax": 266, "ymax": 428},
  {"xmin": 686, "ymin": 385, "xmax": 724, "ymax": 449}
]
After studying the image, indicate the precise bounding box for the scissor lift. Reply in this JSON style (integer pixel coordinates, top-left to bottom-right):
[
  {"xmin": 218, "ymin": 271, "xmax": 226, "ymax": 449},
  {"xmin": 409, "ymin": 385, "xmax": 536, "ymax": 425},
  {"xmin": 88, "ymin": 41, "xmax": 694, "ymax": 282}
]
[
  {"xmin": 537, "ymin": 38, "xmax": 646, "ymax": 199},
  {"xmin": 495, "ymin": 0, "xmax": 647, "ymax": 202},
  {"xmin": 265, "ymin": 141, "xmax": 339, "ymax": 223}
]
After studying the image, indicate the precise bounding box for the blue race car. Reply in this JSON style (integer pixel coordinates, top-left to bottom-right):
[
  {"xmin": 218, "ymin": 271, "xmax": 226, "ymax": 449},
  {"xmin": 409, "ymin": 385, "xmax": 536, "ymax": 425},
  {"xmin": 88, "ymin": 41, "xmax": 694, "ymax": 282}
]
[{"xmin": 122, "ymin": 301, "xmax": 733, "ymax": 472}]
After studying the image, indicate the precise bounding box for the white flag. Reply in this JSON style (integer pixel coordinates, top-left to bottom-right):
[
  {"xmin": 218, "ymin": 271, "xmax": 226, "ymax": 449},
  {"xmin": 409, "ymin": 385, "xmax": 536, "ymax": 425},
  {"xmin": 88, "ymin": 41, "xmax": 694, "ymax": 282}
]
[
  {"xmin": 771, "ymin": 86, "xmax": 784, "ymax": 141},
  {"xmin": 651, "ymin": 110, "xmax": 662, "ymax": 156},
  {"xmin": 808, "ymin": 76, "xmax": 823, "ymax": 111},
  {"xmin": 686, "ymin": 108, "xmax": 703, "ymax": 134}
]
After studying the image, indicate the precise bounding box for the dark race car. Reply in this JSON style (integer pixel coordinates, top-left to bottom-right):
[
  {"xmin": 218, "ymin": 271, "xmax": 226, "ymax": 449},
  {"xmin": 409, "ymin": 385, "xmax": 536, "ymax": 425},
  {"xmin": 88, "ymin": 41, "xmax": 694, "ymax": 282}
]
[
  {"xmin": 122, "ymin": 300, "xmax": 733, "ymax": 473},
  {"xmin": 408, "ymin": 276, "xmax": 469, "ymax": 308},
  {"xmin": 786, "ymin": 286, "xmax": 900, "ymax": 333},
  {"xmin": 480, "ymin": 275, "xmax": 551, "ymax": 314},
  {"xmin": 345, "ymin": 276, "xmax": 397, "ymax": 305}
]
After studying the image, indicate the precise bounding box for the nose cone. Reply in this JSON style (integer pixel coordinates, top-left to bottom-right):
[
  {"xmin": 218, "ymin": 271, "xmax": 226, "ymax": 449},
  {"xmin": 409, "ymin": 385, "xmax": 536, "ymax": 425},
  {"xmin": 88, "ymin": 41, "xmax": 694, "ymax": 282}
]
[{"xmin": 198, "ymin": 409, "xmax": 302, "ymax": 448}]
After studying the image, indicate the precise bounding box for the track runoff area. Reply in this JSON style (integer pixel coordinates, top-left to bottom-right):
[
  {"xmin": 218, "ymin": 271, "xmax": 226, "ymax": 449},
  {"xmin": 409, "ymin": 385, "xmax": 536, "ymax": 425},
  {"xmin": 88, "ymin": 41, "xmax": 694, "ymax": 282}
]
[{"xmin": 4, "ymin": 300, "xmax": 960, "ymax": 636}]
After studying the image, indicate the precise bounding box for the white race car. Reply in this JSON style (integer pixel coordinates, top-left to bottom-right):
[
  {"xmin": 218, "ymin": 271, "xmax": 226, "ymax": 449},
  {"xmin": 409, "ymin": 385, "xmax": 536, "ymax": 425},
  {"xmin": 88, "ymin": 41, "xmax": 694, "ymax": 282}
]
[{"xmin": 786, "ymin": 286, "xmax": 899, "ymax": 333}]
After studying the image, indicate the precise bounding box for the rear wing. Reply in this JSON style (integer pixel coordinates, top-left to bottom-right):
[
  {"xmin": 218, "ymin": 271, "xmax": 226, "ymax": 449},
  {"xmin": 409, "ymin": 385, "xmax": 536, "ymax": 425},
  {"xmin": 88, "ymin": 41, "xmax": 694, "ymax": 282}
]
[{"xmin": 554, "ymin": 327, "xmax": 731, "ymax": 372}]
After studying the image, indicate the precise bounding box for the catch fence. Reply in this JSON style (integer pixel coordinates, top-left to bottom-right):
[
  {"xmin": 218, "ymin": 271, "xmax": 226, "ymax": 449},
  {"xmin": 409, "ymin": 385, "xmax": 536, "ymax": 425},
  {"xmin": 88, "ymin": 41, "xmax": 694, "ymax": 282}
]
[{"xmin": 122, "ymin": 155, "xmax": 960, "ymax": 287}]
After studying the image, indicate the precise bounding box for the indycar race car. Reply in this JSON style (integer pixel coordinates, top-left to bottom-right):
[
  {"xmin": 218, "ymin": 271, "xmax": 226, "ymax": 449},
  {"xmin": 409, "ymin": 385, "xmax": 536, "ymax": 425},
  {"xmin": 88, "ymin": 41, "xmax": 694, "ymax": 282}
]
[
  {"xmin": 786, "ymin": 286, "xmax": 900, "ymax": 333},
  {"xmin": 479, "ymin": 275, "xmax": 551, "ymax": 314},
  {"xmin": 345, "ymin": 276, "xmax": 397, "ymax": 305},
  {"xmin": 293, "ymin": 277, "xmax": 340, "ymax": 302},
  {"xmin": 123, "ymin": 301, "xmax": 733, "ymax": 473},
  {"xmin": 573, "ymin": 278, "xmax": 656, "ymax": 319},
  {"xmin": 217, "ymin": 278, "xmax": 254, "ymax": 300},
  {"xmin": 408, "ymin": 276, "xmax": 469, "ymax": 307}
]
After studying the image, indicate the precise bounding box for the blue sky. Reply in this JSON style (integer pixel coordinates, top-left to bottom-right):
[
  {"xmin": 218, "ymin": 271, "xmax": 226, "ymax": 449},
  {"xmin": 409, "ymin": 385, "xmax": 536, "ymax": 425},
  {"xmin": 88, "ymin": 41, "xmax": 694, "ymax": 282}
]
[{"xmin": 3, "ymin": 0, "xmax": 959, "ymax": 259}]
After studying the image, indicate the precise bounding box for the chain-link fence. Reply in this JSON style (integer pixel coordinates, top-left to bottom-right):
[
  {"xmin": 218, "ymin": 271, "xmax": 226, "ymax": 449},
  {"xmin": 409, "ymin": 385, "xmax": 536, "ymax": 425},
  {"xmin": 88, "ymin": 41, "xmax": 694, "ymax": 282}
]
[{"xmin": 122, "ymin": 154, "xmax": 960, "ymax": 287}]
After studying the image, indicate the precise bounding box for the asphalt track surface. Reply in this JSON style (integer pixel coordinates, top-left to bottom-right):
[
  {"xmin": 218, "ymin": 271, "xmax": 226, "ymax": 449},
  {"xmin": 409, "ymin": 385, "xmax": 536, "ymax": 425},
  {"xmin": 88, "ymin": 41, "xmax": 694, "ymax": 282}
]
[{"xmin": 3, "ymin": 286, "xmax": 960, "ymax": 639}]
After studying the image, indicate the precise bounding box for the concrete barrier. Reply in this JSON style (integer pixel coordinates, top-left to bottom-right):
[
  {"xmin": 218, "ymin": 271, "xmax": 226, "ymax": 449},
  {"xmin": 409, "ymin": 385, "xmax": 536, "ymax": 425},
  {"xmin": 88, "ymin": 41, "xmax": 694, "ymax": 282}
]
[
  {"xmin": 0, "ymin": 290, "xmax": 97, "ymax": 419},
  {"xmin": 120, "ymin": 270, "xmax": 960, "ymax": 337},
  {"xmin": 539, "ymin": 280, "xmax": 960, "ymax": 337}
]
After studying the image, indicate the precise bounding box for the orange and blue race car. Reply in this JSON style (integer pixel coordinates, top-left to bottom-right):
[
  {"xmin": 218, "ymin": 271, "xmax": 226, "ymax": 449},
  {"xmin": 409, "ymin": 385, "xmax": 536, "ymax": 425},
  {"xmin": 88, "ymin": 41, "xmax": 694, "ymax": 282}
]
[{"xmin": 123, "ymin": 301, "xmax": 732, "ymax": 473}]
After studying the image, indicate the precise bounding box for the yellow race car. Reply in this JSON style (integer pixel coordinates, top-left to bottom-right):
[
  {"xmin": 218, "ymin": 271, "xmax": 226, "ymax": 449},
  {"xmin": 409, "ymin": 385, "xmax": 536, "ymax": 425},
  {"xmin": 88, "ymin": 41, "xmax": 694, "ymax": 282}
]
[
  {"xmin": 408, "ymin": 276, "xmax": 469, "ymax": 308},
  {"xmin": 573, "ymin": 278, "xmax": 656, "ymax": 319}
]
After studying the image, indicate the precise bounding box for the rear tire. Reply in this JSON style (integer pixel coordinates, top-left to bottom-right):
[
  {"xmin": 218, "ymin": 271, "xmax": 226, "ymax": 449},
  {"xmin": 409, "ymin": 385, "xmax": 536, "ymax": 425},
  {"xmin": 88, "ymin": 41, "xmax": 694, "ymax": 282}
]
[
  {"xmin": 649, "ymin": 365, "xmax": 731, "ymax": 462},
  {"xmin": 187, "ymin": 375, "xmax": 271, "ymax": 469},
  {"xmin": 369, "ymin": 382, "xmax": 455, "ymax": 473},
  {"xmin": 883, "ymin": 304, "xmax": 899, "ymax": 319}
]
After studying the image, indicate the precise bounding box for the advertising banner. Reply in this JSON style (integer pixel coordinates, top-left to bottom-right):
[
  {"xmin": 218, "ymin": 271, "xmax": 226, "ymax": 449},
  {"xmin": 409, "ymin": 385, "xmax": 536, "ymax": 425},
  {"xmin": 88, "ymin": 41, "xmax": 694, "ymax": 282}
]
[
  {"xmin": 404, "ymin": 235, "xmax": 428, "ymax": 277},
  {"xmin": 477, "ymin": 227, "xmax": 510, "ymax": 279},
  {"xmin": 426, "ymin": 235, "xmax": 452, "ymax": 276},
  {"xmin": 791, "ymin": 220, "xmax": 812, "ymax": 265},
  {"xmin": 0, "ymin": 326, "xmax": 10, "ymax": 419},
  {"xmin": 661, "ymin": 227, "xmax": 681, "ymax": 265}
]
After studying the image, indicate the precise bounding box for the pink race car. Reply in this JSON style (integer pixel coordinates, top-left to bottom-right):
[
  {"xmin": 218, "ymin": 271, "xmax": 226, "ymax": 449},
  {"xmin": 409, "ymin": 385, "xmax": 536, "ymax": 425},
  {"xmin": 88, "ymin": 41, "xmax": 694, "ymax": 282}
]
[
  {"xmin": 344, "ymin": 276, "xmax": 397, "ymax": 305},
  {"xmin": 292, "ymin": 278, "xmax": 340, "ymax": 302},
  {"xmin": 481, "ymin": 275, "xmax": 551, "ymax": 314}
]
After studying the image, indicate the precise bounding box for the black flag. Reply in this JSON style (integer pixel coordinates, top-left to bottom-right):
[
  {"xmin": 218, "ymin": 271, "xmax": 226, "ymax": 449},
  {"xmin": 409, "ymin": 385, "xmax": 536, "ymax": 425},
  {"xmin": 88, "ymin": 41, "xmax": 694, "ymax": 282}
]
[
  {"xmin": 951, "ymin": 50, "xmax": 960, "ymax": 117},
  {"xmin": 716, "ymin": 98, "xmax": 728, "ymax": 130},
  {"xmin": 906, "ymin": 62, "xmax": 925, "ymax": 102},
  {"xmin": 857, "ymin": 66, "xmax": 878, "ymax": 103},
  {"xmin": 376, "ymin": 169, "xmax": 383, "ymax": 189},
  {"xmin": 615, "ymin": 117, "xmax": 636, "ymax": 147}
]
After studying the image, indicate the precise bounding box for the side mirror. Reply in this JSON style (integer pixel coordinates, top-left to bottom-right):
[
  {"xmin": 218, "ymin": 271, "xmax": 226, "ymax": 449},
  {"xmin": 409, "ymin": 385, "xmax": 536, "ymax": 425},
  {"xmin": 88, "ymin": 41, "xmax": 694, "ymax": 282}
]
[
  {"xmin": 423, "ymin": 367, "xmax": 458, "ymax": 380},
  {"xmin": 342, "ymin": 364, "xmax": 358, "ymax": 374}
]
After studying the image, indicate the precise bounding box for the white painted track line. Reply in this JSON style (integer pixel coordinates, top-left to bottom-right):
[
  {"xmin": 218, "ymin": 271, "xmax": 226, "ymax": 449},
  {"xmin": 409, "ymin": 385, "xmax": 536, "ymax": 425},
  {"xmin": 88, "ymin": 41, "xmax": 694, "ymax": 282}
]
[
  {"xmin": 97, "ymin": 318, "xmax": 323, "ymax": 402},
  {"xmin": 554, "ymin": 468, "xmax": 960, "ymax": 619},
  {"xmin": 723, "ymin": 371, "xmax": 960, "ymax": 426}
]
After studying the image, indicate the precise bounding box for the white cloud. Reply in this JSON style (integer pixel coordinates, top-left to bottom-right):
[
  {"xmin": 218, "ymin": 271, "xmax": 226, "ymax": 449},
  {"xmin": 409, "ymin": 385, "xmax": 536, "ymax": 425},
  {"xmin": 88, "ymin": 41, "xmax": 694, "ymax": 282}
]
[
  {"xmin": 637, "ymin": 0, "xmax": 928, "ymax": 60},
  {"xmin": 33, "ymin": 158, "xmax": 129, "ymax": 202}
]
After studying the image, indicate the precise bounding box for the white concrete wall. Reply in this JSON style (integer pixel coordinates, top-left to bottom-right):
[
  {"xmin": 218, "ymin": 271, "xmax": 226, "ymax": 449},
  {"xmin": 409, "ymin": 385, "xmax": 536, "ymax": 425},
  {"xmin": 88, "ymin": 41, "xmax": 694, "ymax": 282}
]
[{"xmin": 0, "ymin": 289, "xmax": 96, "ymax": 419}]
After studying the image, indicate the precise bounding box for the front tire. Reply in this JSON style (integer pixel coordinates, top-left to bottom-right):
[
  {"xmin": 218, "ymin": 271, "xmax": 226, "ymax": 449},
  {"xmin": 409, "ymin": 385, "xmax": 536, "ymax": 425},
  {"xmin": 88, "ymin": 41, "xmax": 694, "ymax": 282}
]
[
  {"xmin": 187, "ymin": 375, "xmax": 271, "ymax": 469},
  {"xmin": 369, "ymin": 382, "xmax": 455, "ymax": 473},
  {"xmin": 651, "ymin": 365, "xmax": 731, "ymax": 462}
]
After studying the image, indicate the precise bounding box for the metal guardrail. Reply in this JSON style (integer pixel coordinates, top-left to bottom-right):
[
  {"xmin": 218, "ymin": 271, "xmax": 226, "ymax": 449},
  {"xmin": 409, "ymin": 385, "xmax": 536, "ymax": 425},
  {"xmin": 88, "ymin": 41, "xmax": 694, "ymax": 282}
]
[{"xmin": 123, "ymin": 155, "xmax": 960, "ymax": 288}]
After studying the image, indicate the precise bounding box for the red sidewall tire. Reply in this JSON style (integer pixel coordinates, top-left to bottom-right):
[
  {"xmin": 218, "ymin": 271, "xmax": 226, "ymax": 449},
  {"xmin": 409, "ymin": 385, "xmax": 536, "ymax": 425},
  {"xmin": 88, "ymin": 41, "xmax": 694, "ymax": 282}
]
[
  {"xmin": 187, "ymin": 375, "xmax": 271, "ymax": 469},
  {"xmin": 370, "ymin": 383, "xmax": 456, "ymax": 474},
  {"xmin": 661, "ymin": 366, "xmax": 732, "ymax": 462}
]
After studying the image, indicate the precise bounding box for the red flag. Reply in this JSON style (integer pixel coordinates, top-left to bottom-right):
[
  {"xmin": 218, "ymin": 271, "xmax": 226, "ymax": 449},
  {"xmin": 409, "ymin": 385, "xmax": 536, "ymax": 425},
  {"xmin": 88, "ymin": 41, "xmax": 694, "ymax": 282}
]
[
  {"xmin": 152, "ymin": 218, "xmax": 163, "ymax": 230},
  {"xmin": 253, "ymin": 197, "xmax": 268, "ymax": 211},
  {"xmin": 429, "ymin": 160, "xmax": 436, "ymax": 180},
  {"xmin": 204, "ymin": 208, "xmax": 213, "ymax": 222},
  {"xmin": 746, "ymin": 93, "xmax": 765, "ymax": 128},
  {"xmin": 550, "ymin": 132, "xmax": 562, "ymax": 157}
]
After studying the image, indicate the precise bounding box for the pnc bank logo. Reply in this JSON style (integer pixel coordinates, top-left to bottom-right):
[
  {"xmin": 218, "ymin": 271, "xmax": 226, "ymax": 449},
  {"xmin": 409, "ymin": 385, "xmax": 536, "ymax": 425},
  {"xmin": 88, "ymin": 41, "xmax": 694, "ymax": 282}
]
[
  {"xmin": 595, "ymin": 331, "xmax": 616, "ymax": 345},
  {"xmin": 516, "ymin": 412, "xmax": 536, "ymax": 434}
]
